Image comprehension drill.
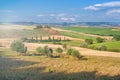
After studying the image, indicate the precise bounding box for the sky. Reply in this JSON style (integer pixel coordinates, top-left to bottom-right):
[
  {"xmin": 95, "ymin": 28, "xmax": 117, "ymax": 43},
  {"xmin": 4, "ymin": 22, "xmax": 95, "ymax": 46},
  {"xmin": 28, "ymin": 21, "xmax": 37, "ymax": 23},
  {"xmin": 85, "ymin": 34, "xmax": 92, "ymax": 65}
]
[{"xmin": 0, "ymin": 0, "xmax": 120, "ymax": 23}]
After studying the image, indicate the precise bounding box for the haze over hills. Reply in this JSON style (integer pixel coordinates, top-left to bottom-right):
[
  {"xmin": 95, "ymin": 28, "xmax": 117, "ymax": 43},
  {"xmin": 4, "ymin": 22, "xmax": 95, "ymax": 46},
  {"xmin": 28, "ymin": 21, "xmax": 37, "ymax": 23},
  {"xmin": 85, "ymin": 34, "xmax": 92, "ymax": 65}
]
[{"xmin": 0, "ymin": 22, "xmax": 120, "ymax": 27}]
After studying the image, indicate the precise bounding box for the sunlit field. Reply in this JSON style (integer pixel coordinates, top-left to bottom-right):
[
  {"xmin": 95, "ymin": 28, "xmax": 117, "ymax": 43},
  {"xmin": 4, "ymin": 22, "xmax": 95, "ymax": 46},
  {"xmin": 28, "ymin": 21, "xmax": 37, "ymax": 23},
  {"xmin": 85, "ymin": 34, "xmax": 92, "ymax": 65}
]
[
  {"xmin": 0, "ymin": 48, "xmax": 120, "ymax": 80},
  {"xmin": 1, "ymin": 0, "xmax": 120, "ymax": 80},
  {"xmin": 0, "ymin": 24, "xmax": 120, "ymax": 80}
]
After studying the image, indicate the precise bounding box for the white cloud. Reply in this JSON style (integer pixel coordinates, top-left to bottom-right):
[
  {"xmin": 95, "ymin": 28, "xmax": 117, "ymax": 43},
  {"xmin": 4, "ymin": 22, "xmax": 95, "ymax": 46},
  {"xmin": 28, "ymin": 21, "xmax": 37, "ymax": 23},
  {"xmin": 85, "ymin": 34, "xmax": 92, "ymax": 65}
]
[
  {"xmin": 60, "ymin": 17, "xmax": 76, "ymax": 21},
  {"xmin": 49, "ymin": 14, "xmax": 55, "ymax": 17},
  {"xmin": 107, "ymin": 9, "xmax": 120, "ymax": 15},
  {"xmin": 57, "ymin": 13, "xmax": 66, "ymax": 17},
  {"xmin": 0, "ymin": 10, "xmax": 13, "ymax": 13},
  {"xmin": 36, "ymin": 13, "xmax": 77, "ymax": 22},
  {"xmin": 84, "ymin": 1, "xmax": 120, "ymax": 10},
  {"xmin": 37, "ymin": 14, "xmax": 45, "ymax": 17},
  {"xmin": 84, "ymin": 6, "xmax": 99, "ymax": 10}
]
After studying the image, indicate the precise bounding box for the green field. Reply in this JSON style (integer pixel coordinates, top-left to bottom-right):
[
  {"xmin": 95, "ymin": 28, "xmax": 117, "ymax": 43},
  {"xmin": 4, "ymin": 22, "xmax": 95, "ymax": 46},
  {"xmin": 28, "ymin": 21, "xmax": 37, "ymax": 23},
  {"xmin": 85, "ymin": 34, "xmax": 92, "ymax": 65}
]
[
  {"xmin": 62, "ymin": 27, "xmax": 120, "ymax": 36},
  {"xmin": 89, "ymin": 41, "xmax": 120, "ymax": 52},
  {"xmin": 60, "ymin": 31, "xmax": 96, "ymax": 40},
  {"xmin": 0, "ymin": 48, "xmax": 120, "ymax": 80},
  {"xmin": 61, "ymin": 40, "xmax": 83, "ymax": 47}
]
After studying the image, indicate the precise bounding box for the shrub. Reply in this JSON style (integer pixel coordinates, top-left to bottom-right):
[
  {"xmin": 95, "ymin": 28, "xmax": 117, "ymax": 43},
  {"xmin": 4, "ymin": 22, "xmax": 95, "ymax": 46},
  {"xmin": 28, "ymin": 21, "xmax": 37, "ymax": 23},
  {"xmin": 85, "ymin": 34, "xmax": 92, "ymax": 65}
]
[
  {"xmin": 67, "ymin": 48, "xmax": 81, "ymax": 59},
  {"xmin": 113, "ymin": 35, "xmax": 120, "ymax": 41},
  {"xmin": 71, "ymin": 49, "xmax": 80, "ymax": 58},
  {"xmin": 96, "ymin": 37, "xmax": 105, "ymax": 43},
  {"xmin": 56, "ymin": 48, "xmax": 63, "ymax": 53},
  {"xmin": 21, "ymin": 37, "xmax": 28, "ymax": 42},
  {"xmin": 10, "ymin": 40, "xmax": 27, "ymax": 53},
  {"xmin": 100, "ymin": 45, "xmax": 107, "ymax": 51},
  {"xmin": 0, "ymin": 43, "xmax": 2, "ymax": 47},
  {"xmin": 36, "ymin": 47, "xmax": 44, "ymax": 54},
  {"xmin": 43, "ymin": 46, "xmax": 53, "ymax": 57},
  {"xmin": 85, "ymin": 39, "xmax": 93, "ymax": 44},
  {"xmin": 35, "ymin": 25, "xmax": 43, "ymax": 29},
  {"xmin": 66, "ymin": 48, "xmax": 73, "ymax": 55},
  {"xmin": 36, "ymin": 46, "xmax": 53, "ymax": 57},
  {"xmin": 88, "ymin": 45, "xmax": 95, "ymax": 49},
  {"xmin": 62, "ymin": 44, "xmax": 67, "ymax": 49},
  {"xmin": 80, "ymin": 43, "xmax": 88, "ymax": 48},
  {"xmin": 94, "ymin": 46, "xmax": 101, "ymax": 50},
  {"xmin": 108, "ymin": 48, "xmax": 120, "ymax": 52},
  {"xmin": 92, "ymin": 45, "xmax": 107, "ymax": 51}
]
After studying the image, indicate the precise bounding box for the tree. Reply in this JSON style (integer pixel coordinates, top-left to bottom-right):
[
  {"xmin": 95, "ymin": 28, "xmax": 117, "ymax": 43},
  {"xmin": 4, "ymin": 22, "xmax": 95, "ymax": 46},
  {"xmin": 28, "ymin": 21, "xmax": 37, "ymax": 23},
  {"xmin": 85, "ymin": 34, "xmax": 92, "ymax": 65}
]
[
  {"xmin": 80, "ymin": 43, "xmax": 88, "ymax": 48},
  {"xmin": 24, "ymin": 47, "xmax": 27, "ymax": 55},
  {"xmin": 24, "ymin": 47, "xmax": 27, "ymax": 53},
  {"xmin": 11, "ymin": 40, "xmax": 27, "ymax": 53},
  {"xmin": 67, "ymin": 48, "xmax": 81, "ymax": 59},
  {"xmin": 21, "ymin": 37, "xmax": 28, "ymax": 42},
  {"xmin": 36, "ymin": 35, "xmax": 38, "ymax": 42},
  {"xmin": 43, "ymin": 46, "xmax": 53, "ymax": 57},
  {"xmin": 96, "ymin": 37, "xmax": 105, "ymax": 43},
  {"xmin": 113, "ymin": 35, "xmax": 120, "ymax": 41},
  {"xmin": 100, "ymin": 45, "xmax": 107, "ymax": 51},
  {"xmin": 35, "ymin": 25, "xmax": 43, "ymax": 29},
  {"xmin": 62, "ymin": 44, "xmax": 67, "ymax": 49},
  {"xmin": 67, "ymin": 48, "xmax": 73, "ymax": 55},
  {"xmin": 56, "ymin": 48, "xmax": 63, "ymax": 53},
  {"xmin": 52, "ymin": 36, "xmax": 55, "ymax": 41},
  {"xmin": 48, "ymin": 36, "xmax": 51, "ymax": 41},
  {"xmin": 36, "ymin": 46, "xmax": 53, "ymax": 57},
  {"xmin": 85, "ymin": 39, "xmax": 93, "ymax": 44},
  {"xmin": 40, "ymin": 36, "xmax": 42, "ymax": 41},
  {"xmin": 71, "ymin": 49, "xmax": 80, "ymax": 58},
  {"xmin": 36, "ymin": 47, "xmax": 44, "ymax": 54}
]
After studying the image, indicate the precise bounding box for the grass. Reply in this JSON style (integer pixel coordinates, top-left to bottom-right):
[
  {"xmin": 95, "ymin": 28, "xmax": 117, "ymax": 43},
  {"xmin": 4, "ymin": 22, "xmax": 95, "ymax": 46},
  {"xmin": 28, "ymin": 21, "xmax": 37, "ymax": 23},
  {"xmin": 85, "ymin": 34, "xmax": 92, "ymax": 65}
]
[
  {"xmin": 89, "ymin": 41, "xmax": 120, "ymax": 52},
  {"xmin": 61, "ymin": 40, "xmax": 82, "ymax": 47},
  {"xmin": 0, "ymin": 48, "xmax": 120, "ymax": 80},
  {"xmin": 60, "ymin": 31, "xmax": 96, "ymax": 40},
  {"xmin": 62, "ymin": 27, "xmax": 120, "ymax": 36}
]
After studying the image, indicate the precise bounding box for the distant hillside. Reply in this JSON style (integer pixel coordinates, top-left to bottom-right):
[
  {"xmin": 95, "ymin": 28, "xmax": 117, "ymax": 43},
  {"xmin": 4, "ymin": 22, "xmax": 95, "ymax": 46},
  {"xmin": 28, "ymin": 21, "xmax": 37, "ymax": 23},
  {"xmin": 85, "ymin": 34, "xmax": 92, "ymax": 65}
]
[{"xmin": 0, "ymin": 22, "xmax": 120, "ymax": 27}]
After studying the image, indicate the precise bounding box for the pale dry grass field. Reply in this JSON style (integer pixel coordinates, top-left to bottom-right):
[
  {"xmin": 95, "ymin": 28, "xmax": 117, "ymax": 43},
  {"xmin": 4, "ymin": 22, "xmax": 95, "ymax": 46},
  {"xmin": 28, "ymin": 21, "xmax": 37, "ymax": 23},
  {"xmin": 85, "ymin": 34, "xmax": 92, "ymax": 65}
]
[
  {"xmin": 0, "ymin": 24, "xmax": 35, "ymax": 30},
  {"xmin": 0, "ymin": 38, "xmax": 120, "ymax": 57},
  {"xmin": 0, "ymin": 24, "xmax": 120, "ymax": 80},
  {"xmin": 0, "ymin": 48, "xmax": 120, "ymax": 80}
]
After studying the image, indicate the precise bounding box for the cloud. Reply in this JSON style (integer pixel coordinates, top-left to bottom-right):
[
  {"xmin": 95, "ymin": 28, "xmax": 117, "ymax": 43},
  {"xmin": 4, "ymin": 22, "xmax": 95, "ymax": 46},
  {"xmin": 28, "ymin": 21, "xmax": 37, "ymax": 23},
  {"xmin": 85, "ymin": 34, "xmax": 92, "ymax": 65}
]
[
  {"xmin": 84, "ymin": 1, "xmax": 120, "ymax": 10},
  {"xmin": 57, "ymin": 13, "xmax": 66, "ymax": 17},
  {"xmin": 36, "ymin": 13, "xmax": 77, "ymax": 22},
  {"xmin": 49, "ymin": 14, "xmax": 55, "ymax": 17},
  {"xmin": 107, "ymin": 9, "xmax": 120, "ymax": 15},
  {"xmin": 37, "ymin": 14, "xmax": 45, "ymax": 17},
  {"xmin": 84, "ymin": 6, "xmax": 99, "ymax": 10},
  {"xmin": 0, "ymin": 10, "xmax": 13, "ymax": 13},
  {"xmin": 60, "ymin": 17, "xmax": 76, "ymax": 21}
]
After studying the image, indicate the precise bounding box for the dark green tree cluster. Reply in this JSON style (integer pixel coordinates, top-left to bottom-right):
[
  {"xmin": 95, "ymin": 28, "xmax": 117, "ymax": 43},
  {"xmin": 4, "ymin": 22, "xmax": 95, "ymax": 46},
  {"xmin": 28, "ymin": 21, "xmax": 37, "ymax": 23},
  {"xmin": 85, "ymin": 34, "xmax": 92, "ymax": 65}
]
[
  {"xmin": 85, "ymin": 39, "xmax": 93, "ymax": 44},
  {"xmin": 113, "ymin": 35, "xmax": 120, "ymax": 41},
  {"xmin": 96, "ymin": 37, "xmax": 105, "ymax": 43},
  {"xmin": 10, "ymin": 40, "xmax": 27, "ymax": 54},
  {"xmin": 67, "ymin": 48, "xmax": 81, "ymax": 58},
  {"xmin": 36, "ymin": 46, "xmax": 53, "ymax": 57},
  {"xmin": 56, "ymin": 47, "xmax": 63, "ymax": 53}
]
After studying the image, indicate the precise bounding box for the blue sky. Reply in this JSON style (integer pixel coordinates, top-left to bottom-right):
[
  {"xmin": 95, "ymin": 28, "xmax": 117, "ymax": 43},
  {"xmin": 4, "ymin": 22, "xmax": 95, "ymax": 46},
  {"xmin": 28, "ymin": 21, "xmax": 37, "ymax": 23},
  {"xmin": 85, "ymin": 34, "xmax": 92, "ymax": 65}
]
[{"xmin": 0, "ymin": 0, "xmax": 120, "ymax": 23}]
